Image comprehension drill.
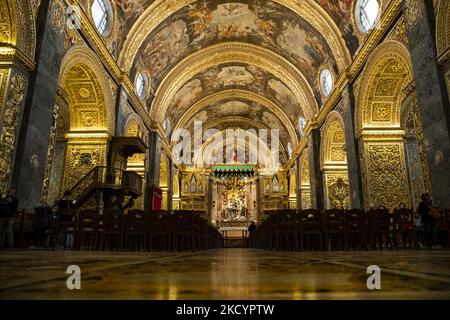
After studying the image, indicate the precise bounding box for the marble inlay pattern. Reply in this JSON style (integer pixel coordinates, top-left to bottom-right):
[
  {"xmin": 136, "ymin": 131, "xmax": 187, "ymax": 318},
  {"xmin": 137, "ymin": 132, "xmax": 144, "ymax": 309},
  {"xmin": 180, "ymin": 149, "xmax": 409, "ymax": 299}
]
[{"xmin": 1, "ymin": 249, "xmax": 450, "ymax": 299}]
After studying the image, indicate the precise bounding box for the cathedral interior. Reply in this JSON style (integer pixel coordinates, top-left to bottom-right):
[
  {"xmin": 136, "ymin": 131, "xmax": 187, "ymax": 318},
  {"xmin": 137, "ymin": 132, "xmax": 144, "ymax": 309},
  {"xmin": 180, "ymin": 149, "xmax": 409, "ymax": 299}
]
[{"xmin": 1, "ymin": 0, "xmax": 450, "ymax": 300}]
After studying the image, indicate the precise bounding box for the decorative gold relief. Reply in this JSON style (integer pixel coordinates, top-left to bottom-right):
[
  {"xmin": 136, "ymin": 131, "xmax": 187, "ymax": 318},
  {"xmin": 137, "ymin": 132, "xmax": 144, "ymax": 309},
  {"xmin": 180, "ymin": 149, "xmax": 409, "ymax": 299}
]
[
  {"xmin": 321, "ymin": 112, "xmax": 350, "ymax": 209},
  {"xmin": 0, "ymin": 70, "xmax": 26, "ymax": 193},
  {"xmin": 356, "ymin": 41, "xmax": 413, "ymax": 134},
  {"xmin": 0, "ymin": 0, "xmax": 36, "ymax": 67},
  {"xmin": 362, "ymin": 141, "xmax": 410, "ymax": 209},
  {"xmin": 405, "ymin": 0, "xmax": 423, "ymax": 28},
  {"xmin": 51, "ymin": 0, "xmax": 65, "ymax": 33},
  {"xmin": 59, "ymin": 46, "xmax": 116, "ymax": 133},
  {"xmin": 325, "ymin": 174, "xmax": 350, "ymax": 209},
  {"xmin": 0, "ymin": 69, "xmax": 10, "ymax": 116},
  {"xmin": 61, "ymin": 142, "xmax": 108, "ymax": 194},
  {"xmin": 436, "ymin": 0, "xmax": 450, "ymax": 62},
  {"xmin": 387, "ymin": 17, "xmax": 408, "ymax": 45}
]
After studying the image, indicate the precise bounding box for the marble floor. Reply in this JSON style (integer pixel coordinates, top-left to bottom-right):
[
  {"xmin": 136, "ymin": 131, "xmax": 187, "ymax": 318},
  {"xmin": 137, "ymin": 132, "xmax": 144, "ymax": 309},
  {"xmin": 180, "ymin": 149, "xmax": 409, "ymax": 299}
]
[{"xmin": 1, "ymin": 249, "xmax": 450, "ymax": 299}]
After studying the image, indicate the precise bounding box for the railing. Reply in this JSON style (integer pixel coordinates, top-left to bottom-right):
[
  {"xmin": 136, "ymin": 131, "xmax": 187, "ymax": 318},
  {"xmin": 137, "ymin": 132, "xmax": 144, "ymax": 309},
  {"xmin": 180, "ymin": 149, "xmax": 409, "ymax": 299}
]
[
  {"xmin": 62, "ymin": 166, "xmax": 143, "ymax": 204},
  {"xmin": 122, "ymin": 171, "xmax": 143, "ymax": 194}
]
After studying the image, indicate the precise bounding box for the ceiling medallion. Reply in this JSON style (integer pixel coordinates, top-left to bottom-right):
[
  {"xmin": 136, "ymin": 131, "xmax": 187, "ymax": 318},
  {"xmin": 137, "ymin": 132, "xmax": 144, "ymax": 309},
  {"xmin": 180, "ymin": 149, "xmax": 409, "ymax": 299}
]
[{"xmin": 78, "ymin": 87, "xmax": 92, "ymax": 99}]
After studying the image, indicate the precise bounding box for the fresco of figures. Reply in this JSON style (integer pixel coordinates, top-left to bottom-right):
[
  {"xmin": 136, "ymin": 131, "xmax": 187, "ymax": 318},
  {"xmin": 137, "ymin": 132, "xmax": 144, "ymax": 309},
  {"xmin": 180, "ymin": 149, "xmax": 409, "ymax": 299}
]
[
  {"xmin": 132, "ymin": 1, "xmax": 339, "ymax": 105},
  {"xmin": 166, "ymin": 63, "xmax": 305, "ymax": 128}
]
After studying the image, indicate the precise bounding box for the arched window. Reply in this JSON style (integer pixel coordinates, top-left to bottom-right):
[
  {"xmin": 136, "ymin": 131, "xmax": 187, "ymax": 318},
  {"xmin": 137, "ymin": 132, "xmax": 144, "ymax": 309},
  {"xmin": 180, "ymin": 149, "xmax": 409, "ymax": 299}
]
[
  {"xmin": 162, "ymin": 119, "xmax": 170, "ymax": 133},
  {"xmin": 91, "ymin": 0, "xmax": 112, "ymax": 36},
  {"xmin": 287, "ymin": 142, "xmax": 293, "ymax": 159},
  {"xmin": 356, "ymin": 0, "xmax": 380, "ymax": 33},
  {"xmin": 298, "ymin": 117, "xmax": 306, "ymax": 137},
  {"xmin": 320, "ymin": 69, "xmax": 333, "ymax": 97},
  {"xmin": 135, "ymin": 73, "xmax": 147, "ymax": 99}
]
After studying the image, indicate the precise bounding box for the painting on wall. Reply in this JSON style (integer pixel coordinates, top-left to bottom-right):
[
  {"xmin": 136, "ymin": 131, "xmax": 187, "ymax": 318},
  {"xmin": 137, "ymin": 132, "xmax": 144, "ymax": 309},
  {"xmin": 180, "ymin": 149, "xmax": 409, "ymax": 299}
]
[{"xmin": 315, "ymin": 0, "xmax": 360, "ymax": 55}]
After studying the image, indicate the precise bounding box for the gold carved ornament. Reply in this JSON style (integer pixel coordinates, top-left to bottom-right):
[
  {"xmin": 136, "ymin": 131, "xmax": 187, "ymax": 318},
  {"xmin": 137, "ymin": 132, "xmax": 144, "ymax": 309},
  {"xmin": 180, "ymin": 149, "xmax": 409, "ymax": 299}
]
[{"xmin": 0, "ymin": 71, "xmax": 26, "ymax": 193}]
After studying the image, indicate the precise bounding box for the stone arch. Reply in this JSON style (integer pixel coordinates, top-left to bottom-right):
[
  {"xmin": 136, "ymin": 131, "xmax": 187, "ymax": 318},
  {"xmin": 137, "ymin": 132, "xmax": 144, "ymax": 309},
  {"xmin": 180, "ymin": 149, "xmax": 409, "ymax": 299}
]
[
  {"xmin": 356, "ymin": 41, "xmax": 414, "ymax": 209},
  {"xmin": 118, "ymin": 0, "xmax": 351, "ymax": 73},
  {"xmin": 57, "ymin": 46, "xmax": 116, "ymax": 193},
  {"xmin": 0, "ymin": 0, "xmax": 36, "ymax": 63},
  {"xmin": 436, "ymin": 0, "xmax": 450, "ymax": 58},
  {"xmin": 59, "ymin": 46, "xmax": 115, "ymax": 134},
  {"xmin": 400, "ymin": 91, "xmax": 432, "ymax": 209},
  {"xmin": 356, "ymin": 41, "xmax": 414, "ymax": 135},
  {"xmin": 320, "ymin": 112, "xmax": 350, "ymax": 209},
  {"xmin": 124, "ymin": 113, "xmax": 145, "ymax": 138},
  {"xmin": 150, "ymin": 42, "xmax": 319, "ymax": 123}
]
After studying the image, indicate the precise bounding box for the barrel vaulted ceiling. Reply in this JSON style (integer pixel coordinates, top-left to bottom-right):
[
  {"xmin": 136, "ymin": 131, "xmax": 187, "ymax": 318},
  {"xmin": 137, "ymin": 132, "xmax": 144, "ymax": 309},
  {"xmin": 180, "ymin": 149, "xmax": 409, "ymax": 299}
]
[{"xmin": 78, "ymin": 0, "xmax": 392, "ymax": 159}]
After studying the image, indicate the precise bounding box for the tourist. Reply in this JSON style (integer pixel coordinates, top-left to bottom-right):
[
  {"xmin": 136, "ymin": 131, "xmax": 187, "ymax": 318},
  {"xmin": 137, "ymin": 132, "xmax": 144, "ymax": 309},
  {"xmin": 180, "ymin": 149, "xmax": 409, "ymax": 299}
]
[
  {"xmin": 33, "ymin": 200, "xmax": 52, "ymax": 249},
  {"xmin": 395, "ymin": 203, "xmax": 414, "ymax": 248},
  {"xmin": 0, "ymin": 190, "xmax": 18, "ymax": 249},
  {"xmin": 248, "ymin": 221, "xmax": 256, "ymax": 235},
  {"xmin": 418, "ymin": 193, "xmax": 441, "ymax": 249}
]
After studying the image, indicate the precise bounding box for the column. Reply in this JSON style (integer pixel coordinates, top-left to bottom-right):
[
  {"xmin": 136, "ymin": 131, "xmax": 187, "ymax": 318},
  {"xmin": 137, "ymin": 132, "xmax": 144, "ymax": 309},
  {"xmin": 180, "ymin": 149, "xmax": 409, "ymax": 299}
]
[
  {"xmin": 307, "ymin": 129, "xmax": 324, "ymax": 210},
  {"xmin": 295, "ymin": 159, "xmax": 301, "ymax": 210},
  {"xmin": 341, "ymin": 84, "xmax": 364, "ymax": 208},
  {"xmin": 404, "ymin": 0, "xmax": 450, "ymax": 206},
  {"xmin": 144, "ymin": 130, "xmax": 162, "ymax": 211},
  {"xmin": 11, "ymin": 0, "xmax": 66, "ymax": 208}
]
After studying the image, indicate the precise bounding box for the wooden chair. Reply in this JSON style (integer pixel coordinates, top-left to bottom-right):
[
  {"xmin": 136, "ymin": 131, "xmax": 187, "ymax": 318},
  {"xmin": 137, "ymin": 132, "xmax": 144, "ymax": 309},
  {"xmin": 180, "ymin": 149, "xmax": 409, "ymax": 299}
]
[
  {"xmin": 323, "ymin": 209, "xmax": 345, "ymax": 251},
  {"xmin": 393, "ymin": 208, "xmax": 416, "ymax": 249},
  {"xmin": 99, "ymin": 209, "xmax": 123, "ymax": 251},
  {"xmin": 122, "ymin": 210, "xmax": 146, "ymax": 251},
  {"xmin": 75, "ymin": 210, "xmax": 99, "ymax": 251},
  {"xmin": 344, "ymin": 209, "xmax": 366, "ymax": 250},
  {"xmin": 298, "ymin": 209, "xmax": 323, "ymax": 251}
]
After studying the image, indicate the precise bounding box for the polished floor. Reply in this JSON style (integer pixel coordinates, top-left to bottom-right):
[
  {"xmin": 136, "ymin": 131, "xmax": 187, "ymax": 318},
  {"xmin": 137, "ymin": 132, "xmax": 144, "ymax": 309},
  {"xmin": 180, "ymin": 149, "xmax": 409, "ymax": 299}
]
[{"xmin": 1, "ymin": 249, "xmax": 450, "ymax": 299}]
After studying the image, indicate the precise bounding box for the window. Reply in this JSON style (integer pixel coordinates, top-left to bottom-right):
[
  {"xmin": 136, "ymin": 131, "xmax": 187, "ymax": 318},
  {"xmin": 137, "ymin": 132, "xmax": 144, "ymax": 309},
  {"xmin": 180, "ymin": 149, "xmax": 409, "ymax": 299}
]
[
  {"xmin": 320, "ymin": 69, "xmax": 333, "ymax": 97},
  {"xmin": 162, "ymin": 119, "xmax": 170, "ymax": 133},
  {"xmin": 356, "ymin": 0, "xmax": 380, "ymax": 32},
  {"xmin": 298, "ymin": 117, "xmax": 306, "ymax": 137},
  {"xmin": 91, "ymin": 0, "xmax": 111, "ymax": 36},
  {"xmin": 136, "ymin": 73, "xmax": 147, "ymax": 99}
]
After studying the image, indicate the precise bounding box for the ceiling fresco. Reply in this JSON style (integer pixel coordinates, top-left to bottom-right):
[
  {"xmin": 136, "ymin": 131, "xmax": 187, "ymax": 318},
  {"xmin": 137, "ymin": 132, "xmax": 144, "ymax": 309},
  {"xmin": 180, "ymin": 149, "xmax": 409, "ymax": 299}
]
[
  {"xmin": 164, "ymin": 63, "xmax": 305, "ymax": 128},
  {"xmin": 130, "ymin": 0, "xmax": 339, "ymax": 107}
]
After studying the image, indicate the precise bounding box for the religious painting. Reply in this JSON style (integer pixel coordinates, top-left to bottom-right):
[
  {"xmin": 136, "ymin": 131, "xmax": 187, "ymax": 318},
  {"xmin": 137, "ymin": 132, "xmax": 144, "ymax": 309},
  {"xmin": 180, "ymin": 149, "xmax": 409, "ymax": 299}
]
[
  {"xmin": 267, "ymin": 79, "xmax": 303, "ymax": 123},
  {"xmin": 166, "ymin": 63, "xmax": 305, "ymax": 130},
  {"xmin": 131, "ymin": 0, "xmax": 339, "ymax": 106},
  {"xmin": 168, "ymin": 79, "xmax": 203, "ymax": 119},
  {"xmin": 315, "ymin": 0, "xmax": 360, "ymax": 55}
]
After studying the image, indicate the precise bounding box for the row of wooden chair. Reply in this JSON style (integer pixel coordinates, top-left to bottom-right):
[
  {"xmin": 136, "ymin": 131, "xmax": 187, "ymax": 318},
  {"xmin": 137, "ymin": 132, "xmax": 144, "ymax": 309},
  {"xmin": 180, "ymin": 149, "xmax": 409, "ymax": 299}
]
[
  {"xmin": 52, "ymin": 209, "xmax": 223, "ymax": 251},
  {"xmin": 249, "ymin": 208, "xmax": 450, "ymax": 251}
]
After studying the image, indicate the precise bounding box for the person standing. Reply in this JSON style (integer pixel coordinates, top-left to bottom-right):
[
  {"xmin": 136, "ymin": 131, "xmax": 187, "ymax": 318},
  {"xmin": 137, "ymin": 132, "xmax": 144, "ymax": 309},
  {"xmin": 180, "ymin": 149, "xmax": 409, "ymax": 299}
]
[
  {"xmin": 0, "ymin": 190, "xmax": 18, "ymax": 248},
  {"xmin": 33, "ymin": 200, "xmax": 52, "ymax": 248},
  {"xmin": 418, "ymin": 193, "xmax": 441, "ymax": 249}
]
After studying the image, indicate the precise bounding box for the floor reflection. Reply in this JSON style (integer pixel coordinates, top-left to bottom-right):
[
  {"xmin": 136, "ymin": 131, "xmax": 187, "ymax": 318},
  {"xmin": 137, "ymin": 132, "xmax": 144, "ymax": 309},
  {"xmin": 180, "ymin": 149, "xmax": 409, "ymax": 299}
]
[{"xmin": 1, "ymin": 249, "xmax": 450, "ymax": 299}]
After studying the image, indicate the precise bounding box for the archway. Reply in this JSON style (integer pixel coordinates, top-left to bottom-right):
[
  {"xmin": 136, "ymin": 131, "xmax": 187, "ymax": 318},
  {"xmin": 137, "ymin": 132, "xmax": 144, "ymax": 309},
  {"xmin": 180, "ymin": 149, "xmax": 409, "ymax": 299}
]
[
  {"xmin": 299, "ymin": 150, "xmax": 311, "ymax": 209},
  {"xmin": 356, "ymin": 41, "xmax": 415, "ymax": 209},
  {"xmin": 321, "ymin": 112, "xmax": 350, "ymax": 209},
  {"xmin": 124, "ymin": 115, "xmax": 147, "ymax": 209},
  {"xmin": 50, "ymin": 47, "xmax": 115, "ymax": 200},
  {"xmin": 401, "ymin": 92, "xmax": 432, "ymax": 209},
  {"xmin": 159, "ymin": 152, "xmax": 170, "ymax": 210}
]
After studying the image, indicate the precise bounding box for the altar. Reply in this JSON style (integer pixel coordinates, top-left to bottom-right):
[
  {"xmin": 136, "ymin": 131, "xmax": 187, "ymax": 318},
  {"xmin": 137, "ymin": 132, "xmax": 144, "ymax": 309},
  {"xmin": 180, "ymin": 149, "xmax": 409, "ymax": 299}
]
[{"xmin": 209, "ymin": 164, "xmax": 259, "ymax": 229}]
